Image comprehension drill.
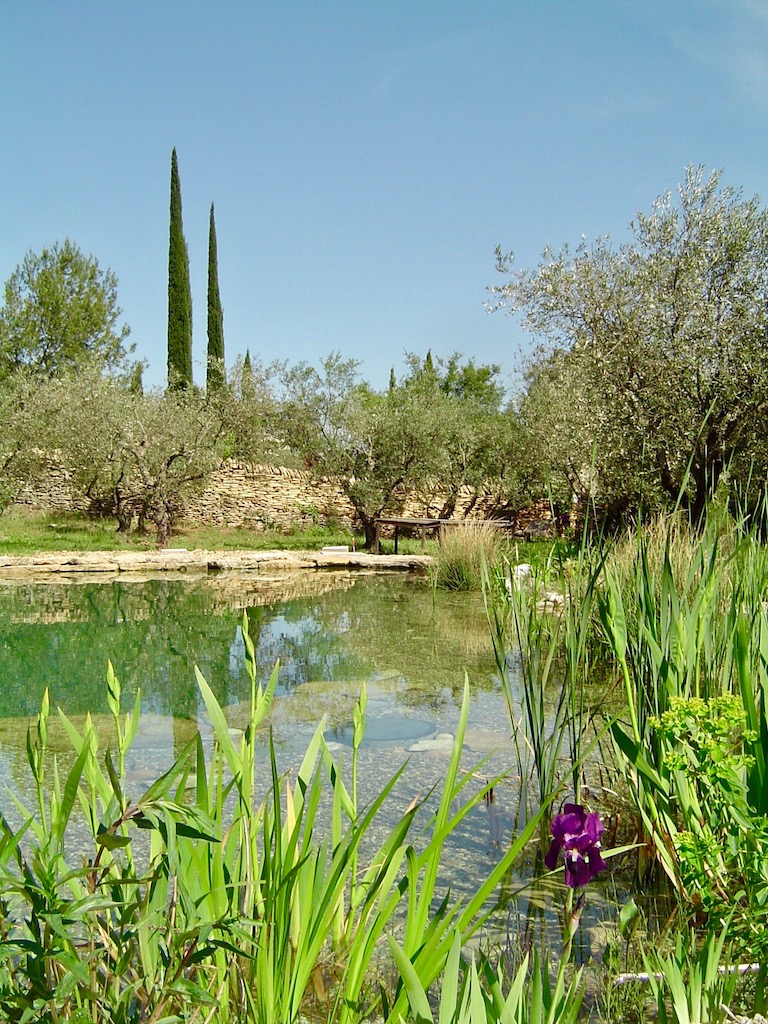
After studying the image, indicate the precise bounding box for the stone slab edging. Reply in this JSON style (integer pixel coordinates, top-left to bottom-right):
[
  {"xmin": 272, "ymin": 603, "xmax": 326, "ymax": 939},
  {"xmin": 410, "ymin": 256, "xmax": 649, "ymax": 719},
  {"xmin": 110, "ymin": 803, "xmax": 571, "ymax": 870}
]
[{"xmin": 0, "ymin": 548, "xmax": 433, "ymax": 578}]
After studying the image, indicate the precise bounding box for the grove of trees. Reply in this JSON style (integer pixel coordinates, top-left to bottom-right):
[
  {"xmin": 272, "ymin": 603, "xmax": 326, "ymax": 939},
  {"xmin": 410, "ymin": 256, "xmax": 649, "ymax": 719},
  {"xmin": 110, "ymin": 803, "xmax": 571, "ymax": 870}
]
[
  {"xmin": 491, "ymin": 165, "xmax": 768, "ymax": 524},
  {"xmin": 1, "ymin": 164, "xmax": 766, "ymax": 545}
]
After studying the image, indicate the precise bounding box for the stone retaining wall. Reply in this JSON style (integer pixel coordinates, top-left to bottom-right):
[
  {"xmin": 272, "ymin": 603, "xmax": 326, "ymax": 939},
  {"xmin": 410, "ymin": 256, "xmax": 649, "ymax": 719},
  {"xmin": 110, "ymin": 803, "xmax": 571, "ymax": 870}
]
[
  {"xmin": 16, "ymin": 460, "xmax": 554, "ymax": 536},
  {"xmin": 179, "ymin": 463, "xmax": 356, "ymax": 531}
]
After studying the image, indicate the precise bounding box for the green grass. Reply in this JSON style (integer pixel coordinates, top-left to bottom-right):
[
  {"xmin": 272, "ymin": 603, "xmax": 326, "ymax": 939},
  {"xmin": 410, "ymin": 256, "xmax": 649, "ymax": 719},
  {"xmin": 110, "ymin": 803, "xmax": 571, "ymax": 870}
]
[
  {"xmin": 430, "ymin": 521, "xmax": 508, "ymax": 590},
  {"xmin": 0, "ymin": 509, "xmax": 358, "ymax": 555},
  {"xmin": 0, "ymin": 509, "xmax": 575, "ymax": 560}
]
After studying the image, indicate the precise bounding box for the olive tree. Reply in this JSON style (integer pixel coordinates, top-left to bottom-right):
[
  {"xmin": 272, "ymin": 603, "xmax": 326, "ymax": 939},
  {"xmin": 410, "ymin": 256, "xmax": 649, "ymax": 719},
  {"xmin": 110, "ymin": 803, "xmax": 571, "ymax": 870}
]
[
  {"xmin": 52, "ymin": 371, "xmax": 227, "ymax": 545},
  {"xmin": 121, "ymin": 389, "xmax": 227, "ymax": 546},
  {"xmin": 217, "ymin": 353, "xmax": 282, "ymax": 464},
  {"xmin": 280, "ymin": 353, "xmax": 450, "ymax": 547},
  {"xmin": 0, "ymin": 371, "xmax": 55, "ymax": 511},
  {"xmin": 0, "ymin": 240, "xmax": 134, "ymax": 381},
  {"xmin": 49, "ymin": 366, "xmax": 138, "ymax": 531},
  {"xmin": 492, "ymin": 167, "xmax": 768, "ymax": 522},
  {"xmin": 399, "ymin": 352, "xmax": 537, "ymax": 518}
]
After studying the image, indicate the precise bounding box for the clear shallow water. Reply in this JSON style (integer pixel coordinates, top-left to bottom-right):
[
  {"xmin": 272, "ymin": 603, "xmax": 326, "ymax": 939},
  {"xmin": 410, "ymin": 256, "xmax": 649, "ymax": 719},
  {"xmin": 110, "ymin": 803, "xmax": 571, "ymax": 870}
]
[
  {"xmin": 0, "ymin": 570, "xmax": 498, "ymax": 724},
  {"xmin": 0, "ymin": 570, "xmax": 617, "ymax": 958},
  {"xmin": 0, "ymin": 570, "xmax": 511, "ymax": 821}
]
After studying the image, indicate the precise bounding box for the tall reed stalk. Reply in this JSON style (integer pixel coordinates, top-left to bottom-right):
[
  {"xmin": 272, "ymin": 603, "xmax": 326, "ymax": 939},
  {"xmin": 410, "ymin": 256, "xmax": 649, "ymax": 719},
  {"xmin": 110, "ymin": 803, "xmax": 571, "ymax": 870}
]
[{"xmin": 483, "ymin": 539, "xmax": 606, "ymax": 819}]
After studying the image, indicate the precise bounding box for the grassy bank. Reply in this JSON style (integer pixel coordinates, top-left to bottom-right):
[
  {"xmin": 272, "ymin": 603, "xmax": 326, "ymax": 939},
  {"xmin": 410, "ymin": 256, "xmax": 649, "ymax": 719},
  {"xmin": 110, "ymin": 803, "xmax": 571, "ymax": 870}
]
[
  {"xmin": 0, "ymin": 509, "xmax": 360, "ymax": 555},
  {"xmin": 0, "ymin": 508, "xmax": 569, "ymax": 565}
]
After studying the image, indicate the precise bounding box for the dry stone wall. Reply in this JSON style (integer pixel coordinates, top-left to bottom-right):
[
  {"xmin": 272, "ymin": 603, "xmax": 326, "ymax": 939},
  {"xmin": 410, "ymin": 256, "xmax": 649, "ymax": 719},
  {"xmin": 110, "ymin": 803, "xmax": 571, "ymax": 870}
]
[
  {"xmin": 180, "ymin": 462, "xmax": 357, "ymax": 531},
  {"xmin": 15, "ymin": 460, "xmax": 554, "ymax": 536},
  {"xmin": 15, "ymin": 461, "xmax": 88, "ymax": 514}
]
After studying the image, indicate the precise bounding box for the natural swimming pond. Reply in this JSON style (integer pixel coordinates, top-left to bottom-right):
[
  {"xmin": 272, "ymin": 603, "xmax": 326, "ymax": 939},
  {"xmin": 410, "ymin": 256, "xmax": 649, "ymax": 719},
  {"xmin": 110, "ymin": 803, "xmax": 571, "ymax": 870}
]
[
  {"xmin": 0, "ymin": 569, "xmax": 615, "ymax": 957},
  {"xmin": 0, "ymin": 569, "xmax": 500, "ymax": 734}
]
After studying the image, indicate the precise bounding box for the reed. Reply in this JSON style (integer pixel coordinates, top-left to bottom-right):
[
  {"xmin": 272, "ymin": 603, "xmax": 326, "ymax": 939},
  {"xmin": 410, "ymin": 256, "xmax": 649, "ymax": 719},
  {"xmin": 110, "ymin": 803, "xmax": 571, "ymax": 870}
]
[
  {"xmin": 483, "ymin": 534, "xmax": 608, "ymax": 819},
  {"xmin": 595, "ymin": 509, "xmax": 768, "ymax": 986},
  {"xmin": 389, "ymin": 929, "xmax": 584, "ymax": 1024}
]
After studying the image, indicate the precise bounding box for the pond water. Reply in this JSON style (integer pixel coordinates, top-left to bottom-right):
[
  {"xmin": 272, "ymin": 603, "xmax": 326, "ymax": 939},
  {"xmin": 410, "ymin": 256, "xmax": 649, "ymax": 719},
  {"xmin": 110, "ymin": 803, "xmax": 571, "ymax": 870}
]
[{"xmin": 0, "ymin": 569, "xmax": 616, "ymax": 957}]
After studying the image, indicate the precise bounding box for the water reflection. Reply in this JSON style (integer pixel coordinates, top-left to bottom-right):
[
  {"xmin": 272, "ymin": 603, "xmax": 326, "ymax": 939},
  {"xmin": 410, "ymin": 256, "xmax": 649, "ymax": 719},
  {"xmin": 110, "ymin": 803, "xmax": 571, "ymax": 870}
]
[
  {"xmin": 0, "ymin": 571, "xmax": 514, "ymax": 899},
  {"xmin": 0, "ymin": 570, "xmax": 498, "ymax": 728},
  {"xmin": 0, "ymin": 570, "xmax": 623, "ymax": 960}
]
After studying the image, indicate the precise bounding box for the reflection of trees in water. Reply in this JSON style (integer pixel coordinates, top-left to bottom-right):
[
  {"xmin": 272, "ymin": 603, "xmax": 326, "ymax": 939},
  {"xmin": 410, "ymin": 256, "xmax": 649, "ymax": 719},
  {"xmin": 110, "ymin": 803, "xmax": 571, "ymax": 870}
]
[
  {"xmin": 246, "ymin": 601, "xmax": 368, "ymax": 691},
  {"xmin": 0, "ymin": 575, "xmax": 497, "ymax": 729},
  {"xmin": 0, "ymin": 580, "xmax": 249, "ymax": 721},
  {"xmin": 244, "ymin": 576, "xmax": 496, "ymax": 704}
]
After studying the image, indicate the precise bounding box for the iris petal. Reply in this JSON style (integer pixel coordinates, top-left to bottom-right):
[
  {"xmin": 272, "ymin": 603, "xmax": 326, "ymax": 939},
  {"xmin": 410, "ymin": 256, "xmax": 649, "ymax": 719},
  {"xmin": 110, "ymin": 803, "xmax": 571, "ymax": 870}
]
[
  {"xmin": 547, "ymin": 804, "xmax": 608, "ymax": 888},
  {"xmin": 544, "ymin": 838, "xmax": 561, "ymax": 871}
]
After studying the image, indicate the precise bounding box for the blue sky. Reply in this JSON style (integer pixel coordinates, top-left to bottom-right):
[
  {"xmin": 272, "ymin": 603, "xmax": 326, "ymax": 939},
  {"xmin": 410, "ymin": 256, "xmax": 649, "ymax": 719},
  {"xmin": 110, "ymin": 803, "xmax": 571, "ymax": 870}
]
[{"xmin": 2, "ymin": 1, "xmax": 767, "ymax": 394}]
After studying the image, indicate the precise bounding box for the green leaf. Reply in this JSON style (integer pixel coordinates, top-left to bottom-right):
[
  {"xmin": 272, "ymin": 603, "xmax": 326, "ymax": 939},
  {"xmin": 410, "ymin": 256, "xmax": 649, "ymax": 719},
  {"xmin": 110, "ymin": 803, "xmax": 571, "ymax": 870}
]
[
  {"xmin": 95, "ymin": 823, "xmax": 131, "ymax": 850},
  {"xmin": 387, "ymin": 933, "xmax": 433, "ymax": 1024},
  {"xmin": 619, "ymin": 897, "xmax": 639, "ymax": 939},
  {"xmin": 52, "ymin": 729, "xmax": 92, "ymax": 845}
]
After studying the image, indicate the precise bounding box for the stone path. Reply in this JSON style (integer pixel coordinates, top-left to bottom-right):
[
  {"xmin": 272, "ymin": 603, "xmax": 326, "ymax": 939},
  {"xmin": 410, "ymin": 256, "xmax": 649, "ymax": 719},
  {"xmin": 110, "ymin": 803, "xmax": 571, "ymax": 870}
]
[{"xmin": 0, "ymin": 548, "xmax": 433, "ymax": 578}]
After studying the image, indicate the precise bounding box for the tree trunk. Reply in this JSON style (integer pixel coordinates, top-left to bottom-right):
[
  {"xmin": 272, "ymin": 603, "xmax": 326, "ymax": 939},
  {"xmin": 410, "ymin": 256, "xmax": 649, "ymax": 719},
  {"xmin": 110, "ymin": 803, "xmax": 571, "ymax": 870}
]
[
  {"xmin": 152, "ymin": 500, "xmax": 173, "ymax": 548},
  {"xmin": 690, "ymin": 452, "xmax": 723, "ymax": 527},
  {"xmin": 113, "ymin": 485, "xmax": 133, "ymax": 534},
  {"xmin": 136, "ymin": 498, "xmax": 150, "ymax": 535},
  {"xmin": 115, "ymin": 504, "xmax": 133, "ymax": 534},
  {"xmin": 359, "ymin": 513, "xmax": 377, "ymax": 550},
  {"xmin": 438, "ymin": 488, "xmax": 458, "ymax": 520}
]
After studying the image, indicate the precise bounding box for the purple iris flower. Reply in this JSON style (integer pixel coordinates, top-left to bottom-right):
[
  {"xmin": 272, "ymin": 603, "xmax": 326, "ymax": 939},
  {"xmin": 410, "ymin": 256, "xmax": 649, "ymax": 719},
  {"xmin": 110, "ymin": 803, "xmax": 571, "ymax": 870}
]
[{"xmin": 545, "ymin": 803, "xmax": 607, "ymax": 888}]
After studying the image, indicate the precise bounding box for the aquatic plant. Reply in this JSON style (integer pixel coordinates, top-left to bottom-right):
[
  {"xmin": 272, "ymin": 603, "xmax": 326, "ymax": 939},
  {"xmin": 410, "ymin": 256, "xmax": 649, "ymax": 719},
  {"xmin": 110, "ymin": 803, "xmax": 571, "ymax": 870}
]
[
  {"xmin": 483, "ymin": 536, "xmax": 607, "ymax": 819},
  {"xmin": 643, "ymin": 925, "xmax": 739, "ymax": 1024},
  {"xmin": 544, "ymin": 803, "xmax": 607, "ymax": 889},
  {"xmin": 0, "ymin": 615, "xmax": 544, "ymax": 1023},
  {"xmin": 389, "ymin": 928, "xmax": 585, "ymax": 1024},
  {"xmin": 595, "ymin": 510, "xmax": 768, "ymax": 1009}
]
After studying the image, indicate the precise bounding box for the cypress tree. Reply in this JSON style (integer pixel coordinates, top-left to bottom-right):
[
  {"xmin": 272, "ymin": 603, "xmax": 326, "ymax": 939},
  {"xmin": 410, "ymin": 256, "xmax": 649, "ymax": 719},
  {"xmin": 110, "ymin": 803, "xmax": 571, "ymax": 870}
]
[
  {"xmin": 242, "ymin": 348, "xmax": 254, "ymax": 401},
  {"xmin": 206, "ymin": 202, "xmax": 225, "ymax": 390},
  {"xmin": 167, "ymin": 148, "xmax": 193, "ymax": 389}
]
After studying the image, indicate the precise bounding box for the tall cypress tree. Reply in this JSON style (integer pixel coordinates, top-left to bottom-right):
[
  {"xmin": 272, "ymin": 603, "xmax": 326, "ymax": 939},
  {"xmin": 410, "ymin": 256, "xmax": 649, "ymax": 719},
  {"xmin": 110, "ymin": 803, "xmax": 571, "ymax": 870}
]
[
  {"xmin": 242, "ymin": 348, "xmax": 255, "ymax": 402},
  {"xmin": 167, "ymin": 148, "xmax": 193, "ymax": 389},
  {"xmin": 206, "ymin": 202, "xmax": 225, "ymax": 391}
]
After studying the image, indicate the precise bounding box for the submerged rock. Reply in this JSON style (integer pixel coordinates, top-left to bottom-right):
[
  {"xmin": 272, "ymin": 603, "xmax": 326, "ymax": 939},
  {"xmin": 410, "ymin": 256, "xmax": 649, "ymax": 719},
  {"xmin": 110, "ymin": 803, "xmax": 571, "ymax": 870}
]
[
  {"xmin": 408, "ymin": 732, "xmax": 455, "ymax": 753},
  {"xmin": 326, "ymin": 715, "xmax": 434, "ymax": 748},
  {"xmin": 463, "ymin": 727, "xmax": 515, "ymax": 753}
]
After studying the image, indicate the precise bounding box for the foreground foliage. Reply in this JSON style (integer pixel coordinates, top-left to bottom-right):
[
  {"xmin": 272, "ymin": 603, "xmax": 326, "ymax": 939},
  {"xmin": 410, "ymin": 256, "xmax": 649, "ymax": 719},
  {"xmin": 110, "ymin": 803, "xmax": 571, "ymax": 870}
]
[
  {"xmin": 486, "ymin": 507, "xmax": 768, "ymax": 1019},
  {"xmin": 0, "ymin": 618, "xmax": 543, "ymax": 1023}
]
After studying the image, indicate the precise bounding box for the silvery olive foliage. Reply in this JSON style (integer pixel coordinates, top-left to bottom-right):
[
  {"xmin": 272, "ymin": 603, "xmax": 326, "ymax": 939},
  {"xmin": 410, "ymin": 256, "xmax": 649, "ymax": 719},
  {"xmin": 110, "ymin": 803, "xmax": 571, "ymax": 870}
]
[
  {"xmin": 278, "ymin": 351, "xmax": 531, "ymax": 546},
  {"xmin": 51, "ymin": 366, "xmax": 227, "ymax": 545},
  {"xmin": 0, "ymin": 371, "xmax": 55, "ymax": 512},
  {"xmin": 492, "ymin": 166, "xmax": 768, "ymax": 521}
]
